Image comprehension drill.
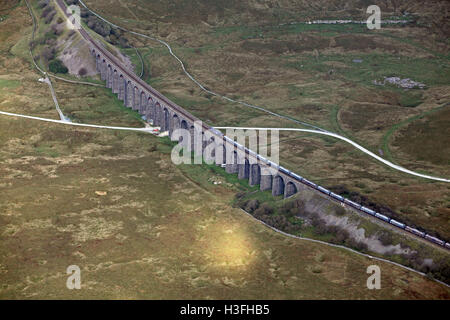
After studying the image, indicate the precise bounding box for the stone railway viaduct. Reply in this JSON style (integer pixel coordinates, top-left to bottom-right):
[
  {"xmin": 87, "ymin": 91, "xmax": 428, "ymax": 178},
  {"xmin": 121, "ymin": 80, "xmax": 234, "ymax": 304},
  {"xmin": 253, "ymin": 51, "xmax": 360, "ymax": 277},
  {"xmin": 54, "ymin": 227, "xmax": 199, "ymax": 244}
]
[
  {"xmin": 94, "ymin": 44, "xmax": 304, "ymax": 198},
  {"xmin": 58, "ymin": 0, "xmax": 312, "ymax": 199},
  {"xmin": 49, "ymin": 0, "xmax": 450, "ymax": 252}
]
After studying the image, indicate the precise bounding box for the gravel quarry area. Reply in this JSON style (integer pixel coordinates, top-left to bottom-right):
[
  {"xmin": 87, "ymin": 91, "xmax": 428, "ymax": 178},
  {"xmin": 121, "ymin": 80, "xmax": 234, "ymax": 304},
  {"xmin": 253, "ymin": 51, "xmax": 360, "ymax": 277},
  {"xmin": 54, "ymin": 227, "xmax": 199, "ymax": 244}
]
[
  {"xmin": 58, "ymin": 35, "xmax": 97, "ymax": 77},
  {"xmin": 317, "ymin": 213, "xmax": 412, "ymax": 255},
  {"xmin": 301, "ymin": 192, "xmax": 414, "ymax": 256},
  {"xmin": 58, "ymin": 31, "xmax": 135, "ymax": 78}
]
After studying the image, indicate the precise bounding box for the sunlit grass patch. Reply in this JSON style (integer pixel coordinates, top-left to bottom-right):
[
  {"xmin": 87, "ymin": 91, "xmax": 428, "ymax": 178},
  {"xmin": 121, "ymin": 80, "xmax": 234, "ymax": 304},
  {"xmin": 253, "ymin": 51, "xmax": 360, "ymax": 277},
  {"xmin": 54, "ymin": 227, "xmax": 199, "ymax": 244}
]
[{"xmin": 0, "ymin": 78, "xmax": 20, "ymax": 89}]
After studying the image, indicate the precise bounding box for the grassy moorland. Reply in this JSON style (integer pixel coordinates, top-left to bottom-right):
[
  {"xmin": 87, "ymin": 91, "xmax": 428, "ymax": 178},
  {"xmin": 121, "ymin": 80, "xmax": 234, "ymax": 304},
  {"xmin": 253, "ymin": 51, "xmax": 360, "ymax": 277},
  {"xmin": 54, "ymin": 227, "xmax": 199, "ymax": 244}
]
[
  {"xmin": 0, "ymin": 1, "xmax": 449, "ymax": 299},
  {"xmin": 76, "ymin": 0, "xmax": 450, "ymax": 242}
]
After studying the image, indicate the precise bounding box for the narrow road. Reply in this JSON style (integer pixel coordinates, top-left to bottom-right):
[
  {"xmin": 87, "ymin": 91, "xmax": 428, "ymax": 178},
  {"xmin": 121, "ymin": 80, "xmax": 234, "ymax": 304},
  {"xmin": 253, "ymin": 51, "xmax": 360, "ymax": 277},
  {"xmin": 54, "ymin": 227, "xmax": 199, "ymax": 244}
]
[
  {"xmin": 0, "ymin": 110, "xmax": 157, "ymax": 133},
  {"xmin": 43, "ymin": 77, "xmax": 71, "ymax": 122},
  {"xmin": 214, "ymin": 126, "xmax": 450, "ymax": 183}
]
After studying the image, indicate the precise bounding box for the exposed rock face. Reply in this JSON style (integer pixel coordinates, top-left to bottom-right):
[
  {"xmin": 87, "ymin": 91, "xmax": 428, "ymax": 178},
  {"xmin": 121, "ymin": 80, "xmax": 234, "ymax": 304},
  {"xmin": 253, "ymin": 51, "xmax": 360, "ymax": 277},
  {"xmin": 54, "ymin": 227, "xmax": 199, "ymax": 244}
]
[
  {"xmin": 58, "ymin": 34, "xmax": 97, "ymax": 77},
  {"xmin": 57, "ymin": 32, "xmax": 134, "ymax": 78},
  {"xmin": 373, "ymin": 76, "xmax": 426, "ymax": 89}
]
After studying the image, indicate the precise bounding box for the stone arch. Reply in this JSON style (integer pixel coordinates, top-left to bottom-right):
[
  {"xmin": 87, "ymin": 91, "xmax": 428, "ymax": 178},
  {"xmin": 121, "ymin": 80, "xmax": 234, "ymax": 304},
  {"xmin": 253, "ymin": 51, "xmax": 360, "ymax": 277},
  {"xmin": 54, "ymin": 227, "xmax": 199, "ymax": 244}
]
[
  {"xmin": 215, "ymin": 140, "xmax": 226, "ymax": 165},
  {"xmin": 238, "ymin": 158, "xmax": 250, "ymax": 179},
  {"xmin": 146, "ymin": 96, "xmax": 155, "ymax": 122},
  {"xmin": 126, "ymin": 81, "xmax": 134, "ymax": 108},
  {"xmin": 171, "ymin": 113, "xmax": 180, "ymax": 137},
  {"xmin": 100, "ymin": 59, "xmax": 107, "ymax": 81},
  {"xmin": 285, "ymin": 181, "xmax": 298, "ymax": 198},
  {"xmin": 272, "ymin": 175, "xmax": 285, "ymax": 196},
  {"xmin": 96, "ymin": 54, "xmax": 101, "ymax": 73},
  {"xmin": 106, "ymin": 65, "xmax": 113, "ymax": 89},
  {"xmin": 133, "ymin": 86, "xmax": 140, "ymax": 111},
  {"xmin": 200, "ymin": 131, "xmax": 206, "ymax": 151},
  {"xmin": 204, "ymin": 135, "xmax": 216, "ymax": 164},
  {"xmin": 226, "ymin": 150, "xmax": 239, "ymax": 174},
  {"xmin": 249, "ymin": 164, "xmax": 261, "ymax": 186},
  {"xmin": 112, "ymin": 70, "xmax": 119, "ymax": 94},
  {"xmin": 163, "ymin": 108, "xmax": 170, "ymax": 132},
  {"xmin": 118, "ymin": 74, "xmax": 125, "ymax": 101},
  {"xmin": 139, "ymin": 91, "xmax": 147, "ymax": 115},
  {"xmin": 179, "ymin": 120, "xmax": 189, "ymax": 147},
  {"xmin": 180, "ymin": 120, "xmax": 188, "ymax": 130},
  {"xmin": 154, "ymin": 102, "xmax": 162, "ymax": 126}
]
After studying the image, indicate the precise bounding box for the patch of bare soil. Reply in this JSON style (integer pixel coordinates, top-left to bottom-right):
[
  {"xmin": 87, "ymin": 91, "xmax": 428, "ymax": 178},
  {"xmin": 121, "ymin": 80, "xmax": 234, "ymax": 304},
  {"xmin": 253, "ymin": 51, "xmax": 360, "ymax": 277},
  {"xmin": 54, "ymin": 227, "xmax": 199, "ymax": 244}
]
[
  {"xmin": 58, "ymin": 30, "xmax": 135, "ymax": 77},
  {"xmin": 114, "ymin": 50, "xmax": 135, "ymax": 74},
  {"xmin": 58, "ymin": 33, "xmax": 97, "ymax": 77}
]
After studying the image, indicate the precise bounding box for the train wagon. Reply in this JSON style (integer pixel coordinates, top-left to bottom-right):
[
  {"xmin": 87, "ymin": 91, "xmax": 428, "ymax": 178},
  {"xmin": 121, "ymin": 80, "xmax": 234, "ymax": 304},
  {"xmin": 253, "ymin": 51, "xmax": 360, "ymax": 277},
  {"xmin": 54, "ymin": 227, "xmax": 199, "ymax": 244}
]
[
  {"xmin": 290, "ymin": 173, "xmax": 303, "ymax": 181},
  {"xmin": 317, "ymin": 186, "xmax": 331, "ymax": 195},
  {"xmin": 425, "ymin": 235, "xmax": 445, "ymax": 246},
  {"xmin": 302, "ymin": 179, "xmax": 317, "ymax": 189},
  {"xmin": 375, "ymin": 212, "xmax": 390, "ymax": 222},
  {"xmin": 405, "ymin": 226, "xmax": 426, "ymax": 238},
  {"xmin": 330, "ymin": 192, "xmax": 344, "ymax": 201},
  {"xmin": 343, "ymin": 198, "xmax": 362, "ymax": 209},
  {"xmin": 389, "ymin": 219, "xmax": 405, "ymax": 229},
  {"xmin": 361, "ymin": 206, "xmax": 376, "ymax": 216}
]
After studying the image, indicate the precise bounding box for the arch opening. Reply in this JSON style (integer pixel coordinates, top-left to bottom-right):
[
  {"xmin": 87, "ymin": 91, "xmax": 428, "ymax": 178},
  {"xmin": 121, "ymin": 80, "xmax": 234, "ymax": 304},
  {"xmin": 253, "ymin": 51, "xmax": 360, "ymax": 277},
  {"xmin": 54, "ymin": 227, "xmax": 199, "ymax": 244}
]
[
  {"xmin": 285, "ymin": 181, "xmax": 298, "ymax": 198},
  {"xmin": 272, "ymin": 175, "xmax": 285, "ymax": 196},
  {"xmin": 249, "ymin": 164, "xmax": 261, "ymax": 186}
]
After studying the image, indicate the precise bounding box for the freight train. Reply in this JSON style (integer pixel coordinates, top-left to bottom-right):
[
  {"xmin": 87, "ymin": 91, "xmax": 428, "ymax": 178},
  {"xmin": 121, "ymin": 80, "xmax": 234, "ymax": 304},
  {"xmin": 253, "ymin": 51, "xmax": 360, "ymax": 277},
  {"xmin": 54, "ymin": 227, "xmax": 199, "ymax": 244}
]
[{"xmin": 217, "ymin": 131, "xmax": 450, "ymax": 250}]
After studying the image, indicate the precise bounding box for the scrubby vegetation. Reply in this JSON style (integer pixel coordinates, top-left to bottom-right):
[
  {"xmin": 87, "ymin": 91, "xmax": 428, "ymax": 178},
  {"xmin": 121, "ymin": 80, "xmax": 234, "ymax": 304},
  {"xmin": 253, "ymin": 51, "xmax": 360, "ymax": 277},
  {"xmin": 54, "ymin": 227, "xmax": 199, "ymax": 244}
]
[
  {"xmin": 234, "ymin": 192, "xmax": 370, "ymax": 252},
  {"xmin": 1, "ymin": 0, "xmax": 449, "ymax": 298},
  {"xmin": 233, "ymin": 187, "xmax": 450, "ymax": 284},
  {"xmin": 40, "ymin": 1, "xmax": 56, "ymax": 24},
  {"xmin": 66, "ymin": 0, "xmax": 130, "ymax": 48},
  {"xmin": 48, "ymin": 59, "xmax": 68, "ymax": 74},
  {"xmin": 31, "ymin": 0, "xmax": 70, "ymax": 74}
]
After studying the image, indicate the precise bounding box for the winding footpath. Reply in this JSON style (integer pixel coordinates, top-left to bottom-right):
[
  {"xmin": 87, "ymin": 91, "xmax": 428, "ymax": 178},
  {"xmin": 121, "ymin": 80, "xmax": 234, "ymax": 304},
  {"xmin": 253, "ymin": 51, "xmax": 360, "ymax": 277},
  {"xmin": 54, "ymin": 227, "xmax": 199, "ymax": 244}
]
[{"xmin": 0, "ymin": 110, "xmax": 156, "ymax": 132}]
